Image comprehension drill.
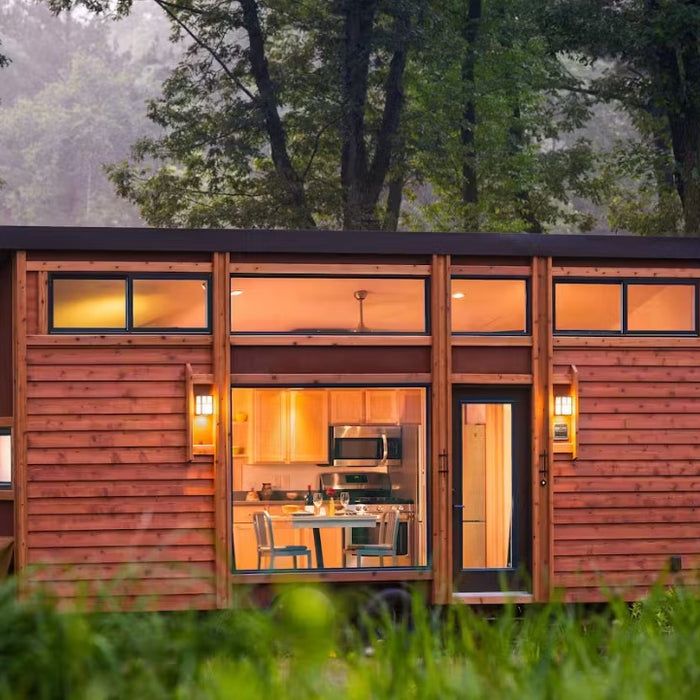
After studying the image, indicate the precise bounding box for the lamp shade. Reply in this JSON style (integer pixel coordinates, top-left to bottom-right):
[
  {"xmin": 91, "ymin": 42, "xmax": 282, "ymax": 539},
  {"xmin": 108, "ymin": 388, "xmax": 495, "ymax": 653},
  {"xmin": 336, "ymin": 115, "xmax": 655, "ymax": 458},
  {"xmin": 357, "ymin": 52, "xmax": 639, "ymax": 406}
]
[
  {"xmin": 195, "ymin": 394, "xmax": 214, "ymax": 416},
  {"xmin": 554, "ymin": 395, "xmax": 573, "ymax": 416}
]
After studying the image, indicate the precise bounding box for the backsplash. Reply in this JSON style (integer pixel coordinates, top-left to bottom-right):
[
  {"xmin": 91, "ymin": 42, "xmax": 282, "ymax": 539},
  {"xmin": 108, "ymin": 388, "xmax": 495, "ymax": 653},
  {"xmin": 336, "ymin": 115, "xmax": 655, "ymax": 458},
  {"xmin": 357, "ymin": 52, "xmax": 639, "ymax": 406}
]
[{"xmin": 240, "ymin": 463, "xmax": 325, "ymax": 493}]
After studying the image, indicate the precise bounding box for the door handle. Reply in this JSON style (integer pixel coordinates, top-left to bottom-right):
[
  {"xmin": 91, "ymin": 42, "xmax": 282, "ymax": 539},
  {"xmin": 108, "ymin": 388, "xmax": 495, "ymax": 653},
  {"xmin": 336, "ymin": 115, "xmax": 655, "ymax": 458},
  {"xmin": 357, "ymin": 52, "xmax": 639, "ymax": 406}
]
[{"xmin": 453, "ymin": 504, "xmax": 466, "ymax": 510}]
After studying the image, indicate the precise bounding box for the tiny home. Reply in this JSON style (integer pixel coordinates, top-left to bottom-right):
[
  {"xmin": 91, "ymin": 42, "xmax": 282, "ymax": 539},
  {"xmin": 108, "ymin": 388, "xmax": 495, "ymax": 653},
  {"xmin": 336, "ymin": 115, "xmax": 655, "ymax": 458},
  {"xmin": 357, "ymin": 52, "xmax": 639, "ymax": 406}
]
[{"xmin": 1, "ymin": 226, "xmax": 700, "ymax": 610}]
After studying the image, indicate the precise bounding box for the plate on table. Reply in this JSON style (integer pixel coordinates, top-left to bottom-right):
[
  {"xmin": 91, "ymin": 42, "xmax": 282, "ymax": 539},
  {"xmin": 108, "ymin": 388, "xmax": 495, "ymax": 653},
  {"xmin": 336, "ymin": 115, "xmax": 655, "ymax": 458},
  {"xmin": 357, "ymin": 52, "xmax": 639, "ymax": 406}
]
[{"xmin": 291, "ymin": 511, "xmax": 314, "ymax": 517}]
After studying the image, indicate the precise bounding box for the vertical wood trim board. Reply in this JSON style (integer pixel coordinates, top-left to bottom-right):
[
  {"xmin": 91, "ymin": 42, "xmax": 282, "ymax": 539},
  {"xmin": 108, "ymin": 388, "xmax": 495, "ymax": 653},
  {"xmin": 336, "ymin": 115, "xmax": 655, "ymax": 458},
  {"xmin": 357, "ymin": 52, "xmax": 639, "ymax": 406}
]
[
  {"xmin": 430, "ymin": 254, "xmax": 452, "ymax": 604},
  {"xmin": 213, "ymin": 252, "xmax": 231, "ymax": 608},
  {"xmin": 13, "ymin": 252, "xmax": 28, "ymax": 573},
  {"xmin": 37, "ymin": 271, "xmax": 48, "ymax": 335},
  {"xmin": 531, "ymin": 256, "xmax": 553, "ymax": 601}
]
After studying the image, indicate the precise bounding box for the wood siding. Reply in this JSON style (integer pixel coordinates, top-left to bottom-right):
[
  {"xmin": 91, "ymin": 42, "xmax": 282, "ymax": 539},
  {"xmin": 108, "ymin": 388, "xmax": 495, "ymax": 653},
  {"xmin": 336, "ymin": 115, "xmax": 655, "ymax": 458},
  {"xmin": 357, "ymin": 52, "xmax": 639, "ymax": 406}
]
[
  {"xmin": 23, "ymin": 341, "xmax": 217, "ymax": 610},
  {"xmin": 552, "ymin": 345, "xmax": 700, "ymax": 602}
]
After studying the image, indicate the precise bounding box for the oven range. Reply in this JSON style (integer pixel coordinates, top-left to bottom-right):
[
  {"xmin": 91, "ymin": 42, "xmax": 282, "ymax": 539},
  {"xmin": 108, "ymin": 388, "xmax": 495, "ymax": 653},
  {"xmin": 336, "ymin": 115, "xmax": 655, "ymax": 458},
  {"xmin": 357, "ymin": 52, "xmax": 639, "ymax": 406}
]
[{"xmin": 320, "ymin": 472, "xmax": 415, "ymax": 565}]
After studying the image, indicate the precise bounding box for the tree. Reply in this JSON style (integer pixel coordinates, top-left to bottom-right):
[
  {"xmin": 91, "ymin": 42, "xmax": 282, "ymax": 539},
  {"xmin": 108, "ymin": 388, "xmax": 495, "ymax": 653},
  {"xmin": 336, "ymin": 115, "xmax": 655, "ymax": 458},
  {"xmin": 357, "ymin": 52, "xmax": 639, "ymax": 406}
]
[
  {"xmin": 0, "ymin": 40, "xmax": 8, "ymax": 70},
  {"xmin": 404, "ymin": 0, "xmax": 606, "ymax": 233},
  {"xmin": 48, "ymin": 0, "xmax": 423, "ymax": 231},
  {"xmin": 538, "ymin": 0, "xmax": 700, "ymax": 236},
  {"xmin": 0, "ymin": 0, "xmax": 175, "ymax": 226}
]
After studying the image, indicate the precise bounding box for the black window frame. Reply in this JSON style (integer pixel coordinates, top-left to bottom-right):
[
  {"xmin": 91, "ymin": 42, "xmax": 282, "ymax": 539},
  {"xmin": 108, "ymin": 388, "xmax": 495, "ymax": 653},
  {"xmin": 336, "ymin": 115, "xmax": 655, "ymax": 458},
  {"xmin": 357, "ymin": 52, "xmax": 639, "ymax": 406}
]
[
  {"xmin": 229, "ymin": 273, "xmax": 431, "ymax": 336},
  {"xmin": 49, "ymin": 273, "xmax": 213, "ymax": 334},
  {"xmin": 450, "ymin": 275, "xmax": 531, "ymax": 336},
  {"xmin": 553, "ymin": 278, "xmax": 700, "ymax": 336}
]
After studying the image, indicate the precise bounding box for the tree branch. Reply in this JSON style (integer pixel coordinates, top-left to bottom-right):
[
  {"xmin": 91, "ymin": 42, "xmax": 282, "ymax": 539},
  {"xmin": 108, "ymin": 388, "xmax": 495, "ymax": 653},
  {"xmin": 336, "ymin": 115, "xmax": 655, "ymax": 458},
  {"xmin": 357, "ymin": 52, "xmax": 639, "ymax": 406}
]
[{"xmin": 151, "ymin": 0, "xmax": 256, "ymax": 102}]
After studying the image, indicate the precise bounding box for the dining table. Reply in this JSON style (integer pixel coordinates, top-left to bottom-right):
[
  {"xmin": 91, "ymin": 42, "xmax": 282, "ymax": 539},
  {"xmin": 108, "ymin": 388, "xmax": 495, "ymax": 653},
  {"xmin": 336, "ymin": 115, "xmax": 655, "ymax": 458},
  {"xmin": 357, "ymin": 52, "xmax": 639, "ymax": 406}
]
[{"xmin": 279, "ymin": 513, "xmax": 378, "ymax": 569}]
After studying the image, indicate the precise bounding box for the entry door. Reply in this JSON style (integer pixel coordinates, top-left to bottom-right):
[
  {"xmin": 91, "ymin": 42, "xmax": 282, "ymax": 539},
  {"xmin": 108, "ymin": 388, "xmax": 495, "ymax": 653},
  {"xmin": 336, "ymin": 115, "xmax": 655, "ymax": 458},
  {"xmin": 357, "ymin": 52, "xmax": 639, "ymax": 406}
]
[{"xmin": 452, "ymin": 388, "xmax": 531, "ymax": 593}]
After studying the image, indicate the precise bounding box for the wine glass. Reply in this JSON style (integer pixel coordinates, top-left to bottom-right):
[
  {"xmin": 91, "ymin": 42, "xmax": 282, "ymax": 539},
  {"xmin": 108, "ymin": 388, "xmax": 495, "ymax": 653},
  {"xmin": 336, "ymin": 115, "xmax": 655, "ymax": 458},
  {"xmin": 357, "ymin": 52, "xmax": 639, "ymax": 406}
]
[
  {"xmin": 340, "ymin": 491, "xmax": 350, "ymax": 510},
  {"xmin": 312, "ymin": 491, "xmax": 323, "ymax": 512}
]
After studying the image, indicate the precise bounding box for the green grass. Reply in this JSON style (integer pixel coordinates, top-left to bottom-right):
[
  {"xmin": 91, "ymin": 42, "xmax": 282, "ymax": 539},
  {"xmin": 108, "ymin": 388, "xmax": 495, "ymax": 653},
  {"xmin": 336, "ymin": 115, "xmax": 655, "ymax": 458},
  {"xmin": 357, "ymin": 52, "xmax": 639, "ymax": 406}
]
[{"xmin": 1, "ymin": 578, "xmax": 700, "ymax": 699}]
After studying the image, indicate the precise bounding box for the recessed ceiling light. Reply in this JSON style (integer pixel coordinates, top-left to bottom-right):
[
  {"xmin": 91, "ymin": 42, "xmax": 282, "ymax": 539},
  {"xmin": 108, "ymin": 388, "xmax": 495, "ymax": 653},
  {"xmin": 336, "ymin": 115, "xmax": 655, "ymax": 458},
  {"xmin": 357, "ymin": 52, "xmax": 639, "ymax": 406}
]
[
  {"xmin": 452, "ymin": 292, "xmax": 465, "ymax": 299},
  {"xmin": 231, "ymin": 290, "xmax": 243, "ymax": 296}
]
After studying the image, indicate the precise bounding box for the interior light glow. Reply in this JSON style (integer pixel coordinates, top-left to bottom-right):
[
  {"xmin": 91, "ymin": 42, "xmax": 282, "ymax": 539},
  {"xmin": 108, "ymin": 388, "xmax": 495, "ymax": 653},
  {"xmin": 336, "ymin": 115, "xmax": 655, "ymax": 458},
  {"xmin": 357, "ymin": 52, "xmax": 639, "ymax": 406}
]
[
  {"xmin": 195, "ymin": 395, "xmax": 214, "ymax": 416},
  {"xmin": 231, "ymin": 290, "xmax": 243, "ymax": 296},
  {"xmin": 452, "ymin": 292, "xmax": 465, "ymax": 299},
  {"xmin": 554, "ymin": 395, "xmax": 573, "ymax": 416}
]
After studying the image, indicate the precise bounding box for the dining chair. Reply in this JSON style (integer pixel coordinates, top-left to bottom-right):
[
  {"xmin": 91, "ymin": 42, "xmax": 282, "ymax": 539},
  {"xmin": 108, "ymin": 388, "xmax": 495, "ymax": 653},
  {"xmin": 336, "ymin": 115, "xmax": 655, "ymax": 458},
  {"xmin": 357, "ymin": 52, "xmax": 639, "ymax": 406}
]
[
  {"xmin": 253, "ymin": 511, "xmax": 312, "ymax": 569},
  {"xmin": 345, "ymin": 510, "xmax": 400, "ymax": 568}
]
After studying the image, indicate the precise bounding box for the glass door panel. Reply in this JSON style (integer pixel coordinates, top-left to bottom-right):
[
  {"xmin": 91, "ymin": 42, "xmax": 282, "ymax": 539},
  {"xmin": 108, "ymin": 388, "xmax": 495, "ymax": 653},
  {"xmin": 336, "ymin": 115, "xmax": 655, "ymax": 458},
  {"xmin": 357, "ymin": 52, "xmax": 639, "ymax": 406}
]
[{"xmin": 453, "ymin": 388, "xmax": 530, "ymax": 593}]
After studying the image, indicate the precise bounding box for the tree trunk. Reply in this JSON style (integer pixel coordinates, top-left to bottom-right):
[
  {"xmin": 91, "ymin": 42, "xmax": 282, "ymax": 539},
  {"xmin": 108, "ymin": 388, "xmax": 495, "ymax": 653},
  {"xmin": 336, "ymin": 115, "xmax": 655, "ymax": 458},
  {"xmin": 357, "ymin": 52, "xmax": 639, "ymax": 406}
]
[
  {"xmin": 239, "ymin": 0, "xmax": 316, "ymax": 228},
  {"xmin": 340, "ymin": 0, "xmax": 378, "ymax": 230},
  {"xmin": 383, "ymin": 176, "xmax": 404, "ymax": 231},
  {"xmin": 339, "ymin": 0, "xmax": 411, "ymax": 230},
  {"xmin": 648, "ymin": 1, "xmax": 700, "ymax": 236},
  {"xmin": 460, "ymin": 0, "xmax": 481, "ymax": 232}
]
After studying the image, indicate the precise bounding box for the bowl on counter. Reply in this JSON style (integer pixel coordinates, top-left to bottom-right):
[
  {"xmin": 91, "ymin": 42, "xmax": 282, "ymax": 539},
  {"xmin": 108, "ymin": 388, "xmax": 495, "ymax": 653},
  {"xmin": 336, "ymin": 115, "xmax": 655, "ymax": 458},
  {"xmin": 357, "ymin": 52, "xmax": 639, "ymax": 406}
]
[{"xmin": 285, "ymin": 491, "xmax": 299, "ymax": 500}]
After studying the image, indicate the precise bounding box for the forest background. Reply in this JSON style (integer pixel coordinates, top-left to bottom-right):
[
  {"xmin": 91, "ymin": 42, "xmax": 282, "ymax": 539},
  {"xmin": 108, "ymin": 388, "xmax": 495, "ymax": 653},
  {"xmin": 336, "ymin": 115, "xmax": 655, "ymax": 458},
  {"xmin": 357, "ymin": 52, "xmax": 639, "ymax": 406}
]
[{"xmin": 1, "ymin": 0, "xmax": 699, "ymax": 236}]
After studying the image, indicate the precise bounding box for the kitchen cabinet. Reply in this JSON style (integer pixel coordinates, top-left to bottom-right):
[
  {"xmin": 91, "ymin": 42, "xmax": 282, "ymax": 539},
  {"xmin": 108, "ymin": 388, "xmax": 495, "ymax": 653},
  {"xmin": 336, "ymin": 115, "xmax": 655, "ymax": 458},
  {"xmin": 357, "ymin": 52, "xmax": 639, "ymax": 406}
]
[
  {"xmin": 250, "ymin": 389, "xmax": 328, "ymax": 464},
  {"xmin": 296, "ymin": 516, "xmax": 343, "ymax": 568},
  {"xmin": 289, "ymin": 391, "xmax": 329, "ymax": 462},
  {"xmin": 251, "ymin": 390, "xmax": 287, "ymax": 463},
  {"xmin": 398, "ymin": 389, "xmax": 424, "ymax": 424},
  {"xmin": 329, "ymin": 389, "xmax": 365, "ymax": 424},
  {"xmin": 329, "ymin": 389, "xmax": 403, "ymax": 424},
  {"xmin": 365, "ymin": 390, "xmax": 398, "ymax": 423}
]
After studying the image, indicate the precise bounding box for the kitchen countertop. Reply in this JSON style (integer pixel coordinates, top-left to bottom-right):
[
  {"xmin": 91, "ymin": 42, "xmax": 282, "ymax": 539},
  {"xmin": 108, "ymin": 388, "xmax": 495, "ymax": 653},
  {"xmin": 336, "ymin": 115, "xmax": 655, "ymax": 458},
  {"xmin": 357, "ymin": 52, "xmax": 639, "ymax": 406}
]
[{"xmin": 233, "ymin": 500, "xmax": 304, "ymax": 506}]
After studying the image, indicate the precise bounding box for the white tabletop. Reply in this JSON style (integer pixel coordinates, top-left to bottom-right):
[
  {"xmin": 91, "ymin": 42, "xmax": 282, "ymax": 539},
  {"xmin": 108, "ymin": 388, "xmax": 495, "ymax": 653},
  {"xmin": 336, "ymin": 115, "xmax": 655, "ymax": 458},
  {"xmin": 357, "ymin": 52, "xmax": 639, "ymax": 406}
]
[{"xmin": 284, "ymin": 514, "xmax": 378, "ymax": 529}]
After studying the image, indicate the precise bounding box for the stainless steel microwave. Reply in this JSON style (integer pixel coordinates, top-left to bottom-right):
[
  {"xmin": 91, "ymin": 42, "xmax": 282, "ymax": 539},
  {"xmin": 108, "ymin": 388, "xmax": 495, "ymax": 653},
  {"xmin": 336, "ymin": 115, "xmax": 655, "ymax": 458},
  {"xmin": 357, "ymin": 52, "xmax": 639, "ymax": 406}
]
[{"xmin": 329, "ymin": 425, "xmax": 402, "ymax": 467}]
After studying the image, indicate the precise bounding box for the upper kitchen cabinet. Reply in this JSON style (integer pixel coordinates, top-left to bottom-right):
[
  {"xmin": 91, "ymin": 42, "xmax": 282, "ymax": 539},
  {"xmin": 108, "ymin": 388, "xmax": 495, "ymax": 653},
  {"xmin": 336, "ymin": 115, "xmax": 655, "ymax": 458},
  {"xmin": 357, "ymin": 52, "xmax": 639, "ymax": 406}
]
[
  {"xmin": 329, "ymin": 390, "xmax": 365, "ymax": 424},
  {"xmin": 251, "ymin": 389, "xmax": 329, "ymax": 464},
  {"xmin": 329, "ymin": 388, "xmax": 424, "ymax": 425},
  {"xmin": 365, "ymin": 390, "xmax": 398, "ymax": 424}
]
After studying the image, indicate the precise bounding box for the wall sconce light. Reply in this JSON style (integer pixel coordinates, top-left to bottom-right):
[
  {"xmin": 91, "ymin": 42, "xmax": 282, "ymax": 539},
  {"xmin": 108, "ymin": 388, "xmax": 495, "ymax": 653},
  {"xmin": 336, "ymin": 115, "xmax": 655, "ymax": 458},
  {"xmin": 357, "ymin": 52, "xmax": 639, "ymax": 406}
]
[
  {"xmin": 195, "ymin": 394, "xmax": 214, "ymax": 416},
  {"xmin": 552, "ymin": 364, "xmax": 579, "ymax": 458},
  {"xmin": 554, "ymin": 395, "xmax": 573, "ymax": 416}
]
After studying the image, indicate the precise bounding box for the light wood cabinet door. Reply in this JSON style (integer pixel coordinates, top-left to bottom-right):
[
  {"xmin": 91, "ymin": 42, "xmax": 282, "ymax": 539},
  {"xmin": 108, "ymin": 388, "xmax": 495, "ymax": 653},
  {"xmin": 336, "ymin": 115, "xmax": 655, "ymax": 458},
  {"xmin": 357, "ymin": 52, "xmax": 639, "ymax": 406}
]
[
  {"xmin": 329, "ymin": 389, "xmax": 365, "ymax": 424},
  {"xmin": 365, "ymin": 389, "xmax": 398, "ymax": 424},
  {"xmin": 288, "ymin": 390, "xmax": 329, "ymax": 463},
  {"xmin": 399, "ymin": 388, "xmax": 424, "ymax": 424},
  {"xmin": 233, "ymin": 520, "xmax": 258, "ymax": 570},
  {"xmin": 298, "ymin": 526, "xmax": 343, "ymax": 568},
  {"xmin": 252, "ymin": 389, "xmax": 287, "ymax": 463}
]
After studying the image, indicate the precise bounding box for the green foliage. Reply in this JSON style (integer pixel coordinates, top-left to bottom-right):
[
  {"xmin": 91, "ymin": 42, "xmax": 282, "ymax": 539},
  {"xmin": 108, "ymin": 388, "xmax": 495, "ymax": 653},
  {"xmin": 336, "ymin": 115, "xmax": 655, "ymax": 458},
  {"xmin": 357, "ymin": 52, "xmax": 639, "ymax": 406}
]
[
  {"xmin": 537, "ymin": 0, "xmax": 700, "ymax": 236},
  {"xmin": 406, "ymin": 0, "xmax": 608, "ymax": 233},
  {"xmin": 3, "ymin": 578, "xmax": 700, "ymax": 699}
]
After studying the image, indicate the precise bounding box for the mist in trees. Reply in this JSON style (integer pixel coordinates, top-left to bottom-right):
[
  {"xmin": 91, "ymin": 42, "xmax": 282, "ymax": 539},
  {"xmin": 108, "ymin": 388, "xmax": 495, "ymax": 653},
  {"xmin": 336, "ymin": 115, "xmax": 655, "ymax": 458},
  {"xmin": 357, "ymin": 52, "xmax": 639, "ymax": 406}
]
[
  {"xmin": 2, "ymin": 0, "xmax": 699, "ymax": 234},
  {"xmin": 0, "ymin": 0, "xmax": 175, "ymax": 226}
]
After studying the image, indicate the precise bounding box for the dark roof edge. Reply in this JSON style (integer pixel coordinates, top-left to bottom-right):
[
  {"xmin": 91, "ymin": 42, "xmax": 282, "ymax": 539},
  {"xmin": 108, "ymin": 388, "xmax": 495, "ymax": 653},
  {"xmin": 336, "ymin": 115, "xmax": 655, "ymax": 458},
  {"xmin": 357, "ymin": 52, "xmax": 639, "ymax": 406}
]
[{"xmin": 2, "ymin": 226, "xmax": 700, "ymax": 260}]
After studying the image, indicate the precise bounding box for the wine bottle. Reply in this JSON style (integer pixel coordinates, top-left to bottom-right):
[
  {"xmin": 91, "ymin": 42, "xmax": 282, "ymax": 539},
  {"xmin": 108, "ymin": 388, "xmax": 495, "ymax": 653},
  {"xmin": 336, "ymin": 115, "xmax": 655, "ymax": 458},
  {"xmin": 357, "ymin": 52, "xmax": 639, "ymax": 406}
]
[{"xmin": 304, "ymin": 484, "xmax": 314, "ymax": 513}]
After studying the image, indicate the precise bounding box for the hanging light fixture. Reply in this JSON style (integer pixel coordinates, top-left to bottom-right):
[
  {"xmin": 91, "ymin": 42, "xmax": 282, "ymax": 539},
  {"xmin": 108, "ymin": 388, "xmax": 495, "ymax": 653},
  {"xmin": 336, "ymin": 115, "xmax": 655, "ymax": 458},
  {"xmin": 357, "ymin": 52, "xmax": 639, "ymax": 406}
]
[{"xmin": 354, "ymin": 289, "xmax": 369, "ymax": 332}]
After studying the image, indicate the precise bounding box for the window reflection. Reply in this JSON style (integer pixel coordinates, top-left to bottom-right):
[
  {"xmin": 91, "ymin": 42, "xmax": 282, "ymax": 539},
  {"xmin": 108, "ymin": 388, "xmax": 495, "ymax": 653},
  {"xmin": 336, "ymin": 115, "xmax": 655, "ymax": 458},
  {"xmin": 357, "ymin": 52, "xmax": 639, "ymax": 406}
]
[
  {"xmin": 50, "ymin": 275, "xmax": 210, "ymax": 332},
  {"xmin": 451, "ymin": 278, "xmax": 527, "ymax": 333},
  {"xmin": 133, "ymin": 278, "xmax": 208, "ymax": 329},
  {"xmin": 52, "ymin": 278, "xmax": 126, "ymax": 329},
  {"xmin": 554, "ymin": 282, "xmax": 622, "ymax": 332},
  {"xmin": 627, "ymin": 284, "xmax": 695, "ymax": 332},
  {"xmin": 230, "ymin": 277, "xmax": 427, "ymax": 333}
]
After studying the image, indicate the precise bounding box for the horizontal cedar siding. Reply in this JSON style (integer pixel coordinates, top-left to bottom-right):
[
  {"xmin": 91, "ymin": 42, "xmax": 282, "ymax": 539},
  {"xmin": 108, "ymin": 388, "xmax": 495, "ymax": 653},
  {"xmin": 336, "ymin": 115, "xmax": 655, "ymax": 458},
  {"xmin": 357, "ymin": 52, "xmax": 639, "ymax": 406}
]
[
  {"xmin": 25, "ymin": 344, "xmax": 216, "ymax": 610},
  {"xmin": 553, "ymin": 347, "xmax": 700, "ymax": 602}
]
